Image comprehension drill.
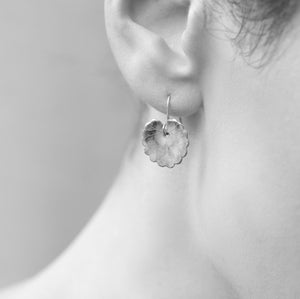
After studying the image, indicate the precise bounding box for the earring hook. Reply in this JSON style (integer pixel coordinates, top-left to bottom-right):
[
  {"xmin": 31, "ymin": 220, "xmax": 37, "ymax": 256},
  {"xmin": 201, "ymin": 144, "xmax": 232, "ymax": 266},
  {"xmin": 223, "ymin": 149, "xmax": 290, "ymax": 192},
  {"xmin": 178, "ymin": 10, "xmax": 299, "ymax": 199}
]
[
  {"xmin": 163, "ymin": 94, "xmax": 171, "ymax": 135},
  {"xmin": 166, "ymin": 94, "xmax": 171, "ymax": 121}
]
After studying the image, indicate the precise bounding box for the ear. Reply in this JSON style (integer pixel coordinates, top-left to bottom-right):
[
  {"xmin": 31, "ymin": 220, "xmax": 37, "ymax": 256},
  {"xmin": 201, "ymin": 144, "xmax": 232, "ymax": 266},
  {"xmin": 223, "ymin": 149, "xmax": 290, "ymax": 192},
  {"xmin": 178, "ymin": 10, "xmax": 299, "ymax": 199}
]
[{"xmin": 105, "ymin": 0, "xmax": 207, "ymax": 116}]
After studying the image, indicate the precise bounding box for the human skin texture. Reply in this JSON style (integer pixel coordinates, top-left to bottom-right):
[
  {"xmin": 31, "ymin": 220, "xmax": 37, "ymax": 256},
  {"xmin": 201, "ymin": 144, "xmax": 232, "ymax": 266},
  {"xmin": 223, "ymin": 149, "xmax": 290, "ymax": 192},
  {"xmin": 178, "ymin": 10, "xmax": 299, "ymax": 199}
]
[
  {"xmin": 1, "ymin": 0, "xmax": 300, "ymax": 298},
  {"xmin": 104, "ymin": 0, "xmax": 300, "ymax": 298}
]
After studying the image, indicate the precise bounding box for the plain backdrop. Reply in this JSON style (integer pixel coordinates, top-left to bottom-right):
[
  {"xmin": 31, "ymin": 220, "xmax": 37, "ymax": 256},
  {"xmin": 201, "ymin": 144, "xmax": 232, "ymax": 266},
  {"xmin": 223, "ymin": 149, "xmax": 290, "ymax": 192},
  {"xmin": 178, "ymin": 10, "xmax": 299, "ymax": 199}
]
[{"xmin": 0, "ymin": 0, "xmax": 137, "ymax": 287}]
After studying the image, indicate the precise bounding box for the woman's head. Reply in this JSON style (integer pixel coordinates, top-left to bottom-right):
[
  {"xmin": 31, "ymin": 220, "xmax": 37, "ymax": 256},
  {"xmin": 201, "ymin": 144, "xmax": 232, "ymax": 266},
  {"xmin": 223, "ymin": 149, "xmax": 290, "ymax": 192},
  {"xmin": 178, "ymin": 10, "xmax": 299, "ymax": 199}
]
[{"xmin": 105, "ymin": 3, "xmax": 300, "ymax": 295}]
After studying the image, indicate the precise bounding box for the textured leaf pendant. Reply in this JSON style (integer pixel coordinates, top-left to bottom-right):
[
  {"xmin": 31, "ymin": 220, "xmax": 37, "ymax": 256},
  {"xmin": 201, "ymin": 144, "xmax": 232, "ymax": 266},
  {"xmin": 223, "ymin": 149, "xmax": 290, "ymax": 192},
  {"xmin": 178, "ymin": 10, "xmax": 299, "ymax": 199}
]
[{"xmin": 142, "ymin": 119, "xmax": 189, "ymax": 168}]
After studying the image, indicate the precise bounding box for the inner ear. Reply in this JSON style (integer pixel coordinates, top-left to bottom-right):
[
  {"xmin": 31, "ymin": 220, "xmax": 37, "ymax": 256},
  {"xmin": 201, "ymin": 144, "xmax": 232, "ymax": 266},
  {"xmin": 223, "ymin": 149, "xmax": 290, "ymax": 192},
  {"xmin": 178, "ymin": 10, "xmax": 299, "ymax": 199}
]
[{"xmin": 130, "ymin": 0, "xmax": 189, "ymax": 51}]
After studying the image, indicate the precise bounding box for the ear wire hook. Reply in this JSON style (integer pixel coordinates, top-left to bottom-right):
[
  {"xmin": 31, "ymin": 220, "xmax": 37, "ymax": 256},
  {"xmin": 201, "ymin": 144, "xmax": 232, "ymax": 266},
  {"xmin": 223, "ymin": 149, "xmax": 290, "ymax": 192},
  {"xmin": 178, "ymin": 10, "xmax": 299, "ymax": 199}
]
[
  {"xmin": 163, "ymin": 94, "xmax": 172, "ymax": 135},
  {"xmin": 166, "ymin": 94, "xmax": 171, "ymax": 121}
]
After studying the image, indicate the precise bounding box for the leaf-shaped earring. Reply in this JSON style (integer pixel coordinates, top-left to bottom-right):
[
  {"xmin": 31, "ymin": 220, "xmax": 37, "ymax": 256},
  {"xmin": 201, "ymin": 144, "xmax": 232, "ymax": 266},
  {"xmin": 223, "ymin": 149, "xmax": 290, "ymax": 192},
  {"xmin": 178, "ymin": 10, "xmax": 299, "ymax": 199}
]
[{"xmin": 142, "ymin": 95, "xmax": 189, "ymax": 168}]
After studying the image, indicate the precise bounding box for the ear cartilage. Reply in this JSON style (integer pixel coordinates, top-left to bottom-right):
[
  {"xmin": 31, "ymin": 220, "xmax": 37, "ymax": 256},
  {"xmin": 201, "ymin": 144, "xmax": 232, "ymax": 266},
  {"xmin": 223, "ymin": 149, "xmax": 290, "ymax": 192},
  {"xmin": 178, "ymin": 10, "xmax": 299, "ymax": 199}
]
[{"xmin": 142, "ymin": 95, "xmax": 189, "ymax": 168}]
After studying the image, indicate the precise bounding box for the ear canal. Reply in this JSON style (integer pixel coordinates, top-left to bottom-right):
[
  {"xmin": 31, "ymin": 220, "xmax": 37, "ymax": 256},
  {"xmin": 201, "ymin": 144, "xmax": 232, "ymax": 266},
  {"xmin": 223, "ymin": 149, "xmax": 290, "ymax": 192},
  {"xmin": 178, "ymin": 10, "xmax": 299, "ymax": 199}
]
[{"xmin": 105, "ymin": 0, "xmax": 204, "ymax": 117}]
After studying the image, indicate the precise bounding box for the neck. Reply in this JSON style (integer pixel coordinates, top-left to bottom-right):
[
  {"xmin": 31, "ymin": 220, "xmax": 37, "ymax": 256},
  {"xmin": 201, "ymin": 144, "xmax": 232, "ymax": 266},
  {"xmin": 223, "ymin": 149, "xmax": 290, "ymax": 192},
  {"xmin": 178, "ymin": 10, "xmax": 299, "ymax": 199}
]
[
  {"xmin": 25, "ymin": 107, "xmax": 236, "ymax": 298},
  {"xmin": 18, "ymin": 100, "xmax": 300, "ymax": 298}
]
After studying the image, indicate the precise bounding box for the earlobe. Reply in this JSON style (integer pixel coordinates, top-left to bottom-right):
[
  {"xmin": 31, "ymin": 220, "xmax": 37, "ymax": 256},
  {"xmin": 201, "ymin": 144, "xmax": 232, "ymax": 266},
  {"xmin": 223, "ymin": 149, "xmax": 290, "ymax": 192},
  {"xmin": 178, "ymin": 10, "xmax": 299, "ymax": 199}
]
[{"xmin": 105, "ymin": 0, "xmax": 205, "ymax": 117}]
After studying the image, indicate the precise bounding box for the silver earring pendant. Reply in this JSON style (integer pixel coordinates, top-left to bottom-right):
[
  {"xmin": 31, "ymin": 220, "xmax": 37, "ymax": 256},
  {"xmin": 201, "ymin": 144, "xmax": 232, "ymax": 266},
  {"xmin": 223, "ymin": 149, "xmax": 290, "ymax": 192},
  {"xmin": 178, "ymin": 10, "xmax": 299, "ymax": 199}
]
[{"xmin": 142, "ymin": 95, "xmax": 189, "ymax": 168}]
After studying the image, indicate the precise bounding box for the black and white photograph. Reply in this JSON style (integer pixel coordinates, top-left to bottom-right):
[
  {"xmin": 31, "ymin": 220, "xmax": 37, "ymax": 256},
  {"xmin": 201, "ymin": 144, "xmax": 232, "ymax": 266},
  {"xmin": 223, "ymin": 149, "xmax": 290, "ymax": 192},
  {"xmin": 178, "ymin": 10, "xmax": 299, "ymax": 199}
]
[{"xmin": 0, "ymin": 1, "xmax": 300, "ymax": 298}]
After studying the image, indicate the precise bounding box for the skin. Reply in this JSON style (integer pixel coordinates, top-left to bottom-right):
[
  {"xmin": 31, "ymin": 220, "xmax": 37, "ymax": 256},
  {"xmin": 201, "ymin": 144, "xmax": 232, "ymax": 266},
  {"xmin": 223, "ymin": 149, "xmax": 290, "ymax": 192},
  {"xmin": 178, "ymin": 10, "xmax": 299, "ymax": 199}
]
[{"xmin": 1, "ymin": 0, "xmax": 300, "ymax": 298}]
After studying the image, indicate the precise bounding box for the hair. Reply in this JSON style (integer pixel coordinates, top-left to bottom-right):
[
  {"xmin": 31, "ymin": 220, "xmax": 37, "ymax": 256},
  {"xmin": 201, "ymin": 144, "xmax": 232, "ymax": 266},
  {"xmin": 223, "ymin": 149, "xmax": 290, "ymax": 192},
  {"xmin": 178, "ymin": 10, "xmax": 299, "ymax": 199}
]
[
  {"xmin": 131, "ymin": 0, "xmax": 298, "ymax": 149},
  {"xmin": 210, "ymin": 0, "xmax": 298, "ymax": 63}
]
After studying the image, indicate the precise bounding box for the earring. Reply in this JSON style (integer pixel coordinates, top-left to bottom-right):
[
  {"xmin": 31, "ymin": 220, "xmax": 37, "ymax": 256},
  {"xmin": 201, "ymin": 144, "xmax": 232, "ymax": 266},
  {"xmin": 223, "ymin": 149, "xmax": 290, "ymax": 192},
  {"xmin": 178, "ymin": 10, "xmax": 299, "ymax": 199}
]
[{"xmin": 142, "ymin": 95, "xmax": 189, "ymax": 168}]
